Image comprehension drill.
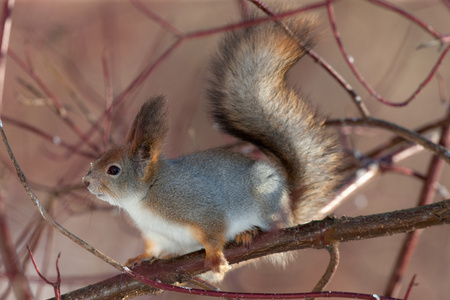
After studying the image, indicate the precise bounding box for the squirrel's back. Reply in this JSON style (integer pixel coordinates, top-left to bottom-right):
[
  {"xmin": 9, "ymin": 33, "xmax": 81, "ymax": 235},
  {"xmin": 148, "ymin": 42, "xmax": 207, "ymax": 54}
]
[{"xmin": 208, "ymin": 10, "xmax": 342, "ymax": 223}]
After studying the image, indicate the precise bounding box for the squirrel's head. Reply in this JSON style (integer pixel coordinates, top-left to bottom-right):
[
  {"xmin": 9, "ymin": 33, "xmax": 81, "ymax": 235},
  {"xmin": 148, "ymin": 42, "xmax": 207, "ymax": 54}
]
[
  {"xmin": 82, "ymin": 96, "xmax": 168, "ymax": 207},
  {"xmin": 82, "ymin": 145, "xmax": 146, "ymax": 206}
]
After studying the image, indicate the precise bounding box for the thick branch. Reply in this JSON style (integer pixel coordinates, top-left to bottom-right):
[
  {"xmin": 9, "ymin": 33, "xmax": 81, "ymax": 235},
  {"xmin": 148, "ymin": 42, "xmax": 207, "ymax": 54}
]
[{"xmin": 58, "ymin": 199, "xmax": 450, "ymax": 300}]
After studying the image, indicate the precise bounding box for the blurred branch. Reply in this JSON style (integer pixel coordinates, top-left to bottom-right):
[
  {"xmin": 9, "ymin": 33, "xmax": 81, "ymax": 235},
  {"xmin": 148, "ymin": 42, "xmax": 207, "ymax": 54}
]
[
  {"xmin": 0, "ymin": 188, "xmax": 33, "ymax": 299},
  {"xmin": 130, "ymin": 0, "xmax": 183, "ymax": 37},
  {"xmin": 0, "ymin": 1, "xmax": 33, "ymax": 298},
  {"xmin": 101, "ymin": 50, "xmax": 113, "ymax": 150},
  {"xmin": 0, "ymin": 119, "xmax": 125, "ymax": 273},
  {"xmin": 327, "ymin": 117, "xmax": 450, "ymax": 164},
  {"xmin": 362, "ymin": 117, "xmax": 450, "ymax": 159},
  {"xmin": 0, "ymin": 0, "xmax": 13, "ymax": 111},
  {"xmin": 1, "ymin": 115, "xmax": 96, "ymax": 159},
  {"xmin": 7, "ymin": 50, "xmax": 100, "ymax": 153}
]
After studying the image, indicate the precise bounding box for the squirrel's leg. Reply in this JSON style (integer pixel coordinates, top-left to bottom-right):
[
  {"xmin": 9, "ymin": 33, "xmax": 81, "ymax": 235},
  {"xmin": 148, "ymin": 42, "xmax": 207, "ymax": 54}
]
[
  {"xmin": 191, "ymin": 225, "xmax": 229, "ymax": 273},
  {"xmin": 125, "ymin": 238, "xmax": 160, "ymax": 267},
  {"xmin": 235, "ymin": 227, "xmax": 261, "ymax": 247}
]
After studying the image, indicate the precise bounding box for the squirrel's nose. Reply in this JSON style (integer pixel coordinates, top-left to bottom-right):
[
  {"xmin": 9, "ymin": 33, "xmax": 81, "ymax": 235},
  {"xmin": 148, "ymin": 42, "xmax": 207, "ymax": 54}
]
[{"xmin": 82, "ymin": 177, "xmax": 90, "ymax": 187}]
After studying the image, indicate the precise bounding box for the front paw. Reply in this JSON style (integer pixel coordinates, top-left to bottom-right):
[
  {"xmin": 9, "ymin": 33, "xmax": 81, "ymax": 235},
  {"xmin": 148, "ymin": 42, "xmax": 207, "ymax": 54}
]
[{"xmin": 125, "ymin": 254, "xmax": 156, "ymax": 268}]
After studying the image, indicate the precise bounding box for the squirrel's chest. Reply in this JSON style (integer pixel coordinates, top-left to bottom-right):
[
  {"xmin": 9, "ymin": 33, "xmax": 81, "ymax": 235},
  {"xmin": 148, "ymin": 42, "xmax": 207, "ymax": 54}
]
[{"xmin": 122, "ymin": 200, "xmax": 202, "ymax": 256}]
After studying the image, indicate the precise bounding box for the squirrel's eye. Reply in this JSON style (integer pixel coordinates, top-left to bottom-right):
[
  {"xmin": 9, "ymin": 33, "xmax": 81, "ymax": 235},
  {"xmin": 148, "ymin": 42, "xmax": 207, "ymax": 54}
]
[{"xmin": 107, "ymin": 165, "xmax": 121, "ymax": 176}]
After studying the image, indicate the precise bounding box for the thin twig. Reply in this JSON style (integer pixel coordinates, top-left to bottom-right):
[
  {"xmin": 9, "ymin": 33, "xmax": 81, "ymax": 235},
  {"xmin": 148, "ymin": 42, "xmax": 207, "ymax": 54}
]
[
  {"xmin": 1, "ymin": 1, "xmax": 446, "ymax": 298},
  {"xmin": 320, "ymin": 162, "xmax": 379, "ymax": 216},
  {"xmin": 327, "ymin": 117, "xmax": 450, "ymax": 164},
  {"xmin": 35, "ymin": 223, "xmax": 55, "ymax": 299},
  {"xmin": 0, "ymin": 123, "xmax": 124, "ymax": 271},
  {"xmin": 249, "ymin": 0, "xmax": 371, "ymax": 117},
  {"xmin": 385, "ymin": 97, "xmax": 450, "ymax": 297},
  {"xmin": 0, "ymin": 2, "xmax": 33, "ymax": 297},
  {"xmin": 368, "ymin": 0, "xmax": 442, "ymax": 39},
  {"xmin": 75, "ymin": 0, "xmax": 348, "ymax": 154},
  {"xmin": 322, "ymin": 117, "xmax": 444, "ymax": 216},
  {"xmin": 27, "ymin": 247, "xmax": 61, "ymax": 300},
  {"xmin": 130, "ymin": 0, "xmax": 183, "ymax": 37},
  {"xmin": 0, "ymin": 0, "xmax": 14, "ymax": 112},
  {"xmin": 403, "ymin": 275, "xmax": 417, "ymax": 300},
  {"xmin": 7, "ymin": 50, "xmax": 100, "ymax": 153},
  {"xmin": 327, "ymin": 0, "xmax": 450, "ymax": 107},
  {"xmin": 359, "ymin": 117, "xmax": 450, "ymax": 160},
  {"xmin": 1, "ymin": 115, "xmax": 96, "ymax": 159},
  {"xmin": 0, "ymin": 186, "xmax": 33, "ymax": 300},
  {"xmin": 308, "ymin": 243, "xmax": 340, "ymax": 300},
  {"xmin": 45, "ymin": 58, "xmax": 98, "ymax": 124}
]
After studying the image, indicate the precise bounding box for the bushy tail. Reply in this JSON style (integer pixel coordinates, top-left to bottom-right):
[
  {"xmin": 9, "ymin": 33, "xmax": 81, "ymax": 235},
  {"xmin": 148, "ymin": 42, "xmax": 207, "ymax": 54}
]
[{"xmin": 207, "ymin": 9, "xmax": 342, "ymax": 223}]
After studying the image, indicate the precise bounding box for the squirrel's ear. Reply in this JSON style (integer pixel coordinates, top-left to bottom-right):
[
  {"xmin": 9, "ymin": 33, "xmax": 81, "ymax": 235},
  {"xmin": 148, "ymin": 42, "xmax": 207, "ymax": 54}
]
[{"xmin": 127, "ymin": 96, "xmax": 168, "ymax": 177}]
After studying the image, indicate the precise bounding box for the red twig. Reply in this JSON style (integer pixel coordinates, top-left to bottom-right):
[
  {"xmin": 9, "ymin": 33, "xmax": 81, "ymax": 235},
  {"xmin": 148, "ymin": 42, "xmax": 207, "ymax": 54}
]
[
  {"xmin": 368, "ymin": 0, "xmax": 442, "ymax": 39},
  {"xmin": 0, "ymin": 2, "xmax": 33, "ymax": 297},
  {"xmin": 379, "ymin": 164, "xmax": 425, "ymax": 181},
  {"xmin": 327, "ymin": 117, "xmax": 450, "ymax": 164},
  {"xmin": 249, "ymin": 0, "xmax": 371, "ymax": 117},
  {"xmin": 70, "ymin": 0, "xmax": 341, "ymax": 154},
  {"xmin": 68, "ymin": 0, "xmax": 370, "ymax": 165},
  {"xmin": 419, "ymin": 118, "xmax": 450, "ymax": 204},
  {"xmin": 385, "ymin": 97, "xmax": 450, "ymax": 296},
  {"xmin": 326, "ymin": 0, "xmax": 450, "ymax": 107},
  {"xmin": 385, "ymin": 232, "xmax": 420, "ymax": 297},
  {"xmin": 403, "ymin": 275, "xmax": 417, "ymax": 300},
  {"xmin": 2, "ymin": 1, "xmax": 448, "ymax": 298},
  {"xmin": 123, "ymin": 266, "xmax": 401, "ymax": 300},
  {"xmin": 0, "ymin": 192, "xmax": 33, "ymax": 299},
  {"xmin": 0, "ymin": 0, "xmax": 14, "ymax": 113},
  {"xmin": 130, "ymin": 0, "xmax": 183, "ymax": 37},
  {"xmin": 308, "ymin": 48, "xmax": 371, "ymax": 117},
  {"xmin": 27, "ymin": 247, "xmax": 61, "ymax": 300}
]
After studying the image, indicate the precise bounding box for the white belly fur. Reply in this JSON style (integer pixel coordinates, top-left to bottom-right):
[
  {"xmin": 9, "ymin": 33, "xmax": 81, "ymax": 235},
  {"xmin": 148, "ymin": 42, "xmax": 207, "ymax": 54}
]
[
  {"xmin": 120, "ymin": 196, "xmax": 268, "ymax": 257},
  {"xmin": 122, "ymin": 201, "xmax": 203, "ymax": 257}
]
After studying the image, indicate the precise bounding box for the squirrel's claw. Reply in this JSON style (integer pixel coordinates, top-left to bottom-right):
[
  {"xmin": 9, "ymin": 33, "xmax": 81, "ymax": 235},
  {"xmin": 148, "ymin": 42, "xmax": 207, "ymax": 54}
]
[
  {"xmin": 235, "ymin": 227, "xmax": 261, "ymax": 247},
  {"xmin": 125, "ymin": 254, "xmax": 157, "ymax": 268}
]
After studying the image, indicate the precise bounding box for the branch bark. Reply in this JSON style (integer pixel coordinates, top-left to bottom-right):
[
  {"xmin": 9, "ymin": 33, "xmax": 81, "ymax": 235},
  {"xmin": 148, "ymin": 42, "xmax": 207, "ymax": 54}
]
[{"xmin": 57, "ymin": 199, "xmax": 450, "ymax": 299}]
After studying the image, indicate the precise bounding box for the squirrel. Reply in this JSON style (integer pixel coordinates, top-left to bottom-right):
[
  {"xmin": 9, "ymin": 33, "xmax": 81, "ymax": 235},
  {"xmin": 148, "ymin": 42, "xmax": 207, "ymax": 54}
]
[{"xmin": 82, "ymin": 8, "xmax": 341, "ymax": 277}]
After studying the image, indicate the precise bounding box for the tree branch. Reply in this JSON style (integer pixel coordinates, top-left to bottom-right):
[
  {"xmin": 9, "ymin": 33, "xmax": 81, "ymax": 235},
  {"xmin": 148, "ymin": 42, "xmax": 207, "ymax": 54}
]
[
  {"xmin": 57, "ymin": 199, "xmax": 450, "ymax": 299},
  {"xmin": 327, "ymin": 117, "xmax": 450, "ymax": 164}
]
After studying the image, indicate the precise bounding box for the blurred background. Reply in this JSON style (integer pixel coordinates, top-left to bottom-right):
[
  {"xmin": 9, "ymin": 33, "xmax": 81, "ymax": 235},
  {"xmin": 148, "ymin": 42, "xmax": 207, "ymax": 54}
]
[{"xmin": 0, "ymin": 0, "xmax": 449, "ymax": 299}]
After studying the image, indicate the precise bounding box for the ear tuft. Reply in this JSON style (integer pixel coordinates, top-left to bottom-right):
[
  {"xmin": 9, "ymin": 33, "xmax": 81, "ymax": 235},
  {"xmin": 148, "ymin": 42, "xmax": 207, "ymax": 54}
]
[{"xmin": 127, "ymin": 96, "xmax": 168, "ymax": 161}]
